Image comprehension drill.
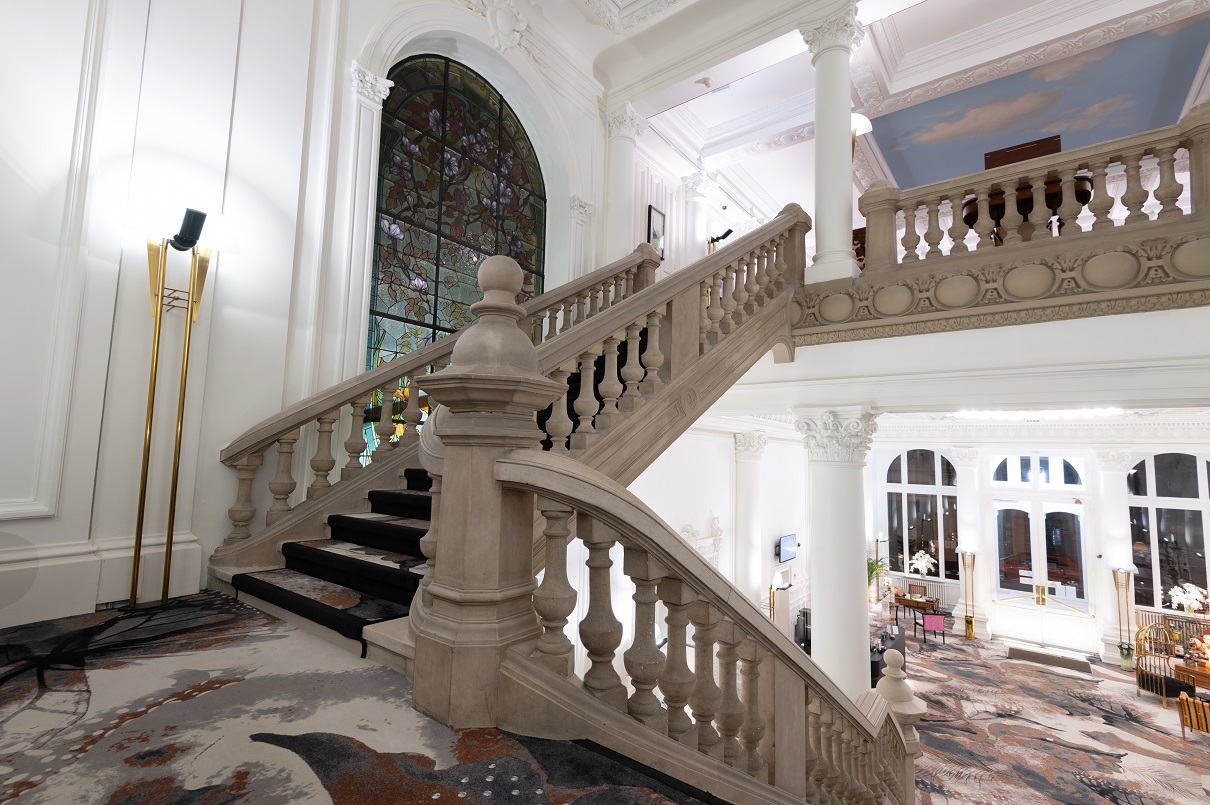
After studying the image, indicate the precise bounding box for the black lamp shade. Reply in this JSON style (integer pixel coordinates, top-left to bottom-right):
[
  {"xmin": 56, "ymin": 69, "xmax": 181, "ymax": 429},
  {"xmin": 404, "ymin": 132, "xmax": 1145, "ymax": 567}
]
[{"xmin": 169, "ymin": 208, "xmax": 207, "ymax": 251}]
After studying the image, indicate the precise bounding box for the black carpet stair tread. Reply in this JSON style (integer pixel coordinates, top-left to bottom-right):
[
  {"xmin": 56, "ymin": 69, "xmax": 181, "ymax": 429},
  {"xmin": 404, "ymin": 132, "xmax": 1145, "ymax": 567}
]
[
  {"xmin": 402, "ymin": 467, "xmax": 433, "ymax": 491},
  {"xmin": 231, "ymin": 568, "xmax": 409, "ymax": 641},
  {"xmin": 368, "ymin": 488, "xmax": 433, "ymax": 519},
  {"xmin": 327, "ymin": 511, "xmax": 427, "ymax": 554},
  {"xmin": 282, "ymin": 539, "xmax": 425, "ymax": 607}
]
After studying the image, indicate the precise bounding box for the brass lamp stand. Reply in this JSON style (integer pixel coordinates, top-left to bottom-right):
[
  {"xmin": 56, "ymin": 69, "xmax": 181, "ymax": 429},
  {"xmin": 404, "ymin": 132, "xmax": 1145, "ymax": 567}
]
[
  {"xmin": 960, "ymin": 550, "xmax": 977, "ymax": 640},
  {"xmin": 129, "ymin": 210, "xmax": 211, "ymax": 607},
  {"xmin": 1112, "ymin": 568, "xmax": 1135, "ymax": 670}
]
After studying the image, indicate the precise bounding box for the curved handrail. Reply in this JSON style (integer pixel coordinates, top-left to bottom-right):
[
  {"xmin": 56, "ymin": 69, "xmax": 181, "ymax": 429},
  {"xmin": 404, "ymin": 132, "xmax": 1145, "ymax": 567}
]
[
  {"xmin": 494, "ymin": 447, "xmax": 896, "ymax": 745},
  {"xmin": 219, "ymin": 245, "xmax": 658, "ymax": 465}
]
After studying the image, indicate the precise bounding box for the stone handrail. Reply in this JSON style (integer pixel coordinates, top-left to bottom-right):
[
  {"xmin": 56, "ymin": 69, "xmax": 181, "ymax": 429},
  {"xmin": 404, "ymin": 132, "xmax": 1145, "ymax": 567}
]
[
  {"xmin": 860, "ymin": 103, "xmax": 1210, "ymax": 274},
  {"xmin": 495, "ymin": 449, "xmax": 913, "ymax": 804},
  {"xmin": 216, "ymin": 207, "xmax": 808, "ymax": 549}
]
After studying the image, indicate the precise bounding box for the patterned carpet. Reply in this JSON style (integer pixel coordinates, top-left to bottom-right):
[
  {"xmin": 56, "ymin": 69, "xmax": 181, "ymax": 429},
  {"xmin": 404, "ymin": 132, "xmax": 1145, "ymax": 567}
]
[
  {"xmin": 908, "ymin": 633, "xmax": 1210, "ymax": 804},
  {"xmin": 0, "ymin": 592, "xmax": 715, "ymax": 804}
]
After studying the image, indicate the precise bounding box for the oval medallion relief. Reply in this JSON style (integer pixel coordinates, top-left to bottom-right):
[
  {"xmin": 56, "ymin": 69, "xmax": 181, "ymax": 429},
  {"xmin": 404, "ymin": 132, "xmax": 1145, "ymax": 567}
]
[
  {"xmin": 934, "ymin": 275, "xmax": 979, "ymax": 308},
  {"xmin": 872, "ymin": 285, "xmax": 914, "ymax": 317},
  {"xmin": 817, "ymin": 293, "xmax": 856, "ymax": 323},
  {"xmin": 1173, "ymin": 238, "xmax": 1210, "ymax": 278},
  {"xmin": 1002, "ymin": 264, "xmax": 1055, "ymax": 300},
  {"xmin": 1082, "ymin": 251, "xmax": 1139, "ymax": 290}
]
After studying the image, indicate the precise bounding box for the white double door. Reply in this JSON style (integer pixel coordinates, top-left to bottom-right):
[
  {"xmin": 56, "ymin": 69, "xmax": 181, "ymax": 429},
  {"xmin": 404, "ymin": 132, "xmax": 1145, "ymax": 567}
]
[{"xmin": 991, "ymin": 499, "xmax": 1098, "ymax": 652}]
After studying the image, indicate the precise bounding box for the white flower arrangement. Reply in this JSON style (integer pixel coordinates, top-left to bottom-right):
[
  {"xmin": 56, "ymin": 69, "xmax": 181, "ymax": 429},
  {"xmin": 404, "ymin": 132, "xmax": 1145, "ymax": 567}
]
[
  {"xmin": 1168, "ymin": 582, "xmax": 1208, "ymax": 613},
  {"xmin": 908, "ymin": 550, "xmax": 937, "ymax": 576}
]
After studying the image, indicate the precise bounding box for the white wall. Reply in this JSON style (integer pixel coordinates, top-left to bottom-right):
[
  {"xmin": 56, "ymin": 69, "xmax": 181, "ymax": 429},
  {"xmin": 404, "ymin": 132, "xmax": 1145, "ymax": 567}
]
[{"xmin": 0, "ymin": 0, "xmax": 606, "ymax": 628}]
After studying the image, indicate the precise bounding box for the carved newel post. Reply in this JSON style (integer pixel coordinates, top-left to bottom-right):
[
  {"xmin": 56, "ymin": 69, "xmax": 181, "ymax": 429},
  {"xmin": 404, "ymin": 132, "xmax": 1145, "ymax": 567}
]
[
  {"xmin": 413, "ymin": 255, "xmax": 564, "ymax": 727},
  {"xmin": 875, "ymin": 649, "xmax": 927, "ymax": 797}
]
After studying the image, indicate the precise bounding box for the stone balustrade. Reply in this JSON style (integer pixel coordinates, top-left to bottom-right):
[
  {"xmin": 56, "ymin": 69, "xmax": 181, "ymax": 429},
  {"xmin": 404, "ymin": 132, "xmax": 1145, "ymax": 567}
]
[
  {"xmin": 495, "ymin": 449, "xmax": 915, "ymax": 805},
  {"xmin": 860, "ymin": 102, "xmax": 1210, "ymax": 275}
]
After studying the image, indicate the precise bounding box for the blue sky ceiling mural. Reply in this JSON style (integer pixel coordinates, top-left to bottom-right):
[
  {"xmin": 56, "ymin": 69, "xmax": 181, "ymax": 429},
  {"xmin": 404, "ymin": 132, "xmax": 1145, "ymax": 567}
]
[{"xmin": 871, "ymin": 15, "xmax": 1210, "ymax": 189}]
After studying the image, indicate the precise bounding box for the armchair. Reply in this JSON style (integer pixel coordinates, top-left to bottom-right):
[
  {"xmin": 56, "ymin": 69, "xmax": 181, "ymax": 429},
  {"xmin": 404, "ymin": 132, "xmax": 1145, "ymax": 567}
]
[
  {"xmin": 1136, "ymin": 623, "xmax": 1195, "ymax": 709},
  {"xmin": 1178, "ymin": 692, "xmax": 1210, "ymax": 739}
]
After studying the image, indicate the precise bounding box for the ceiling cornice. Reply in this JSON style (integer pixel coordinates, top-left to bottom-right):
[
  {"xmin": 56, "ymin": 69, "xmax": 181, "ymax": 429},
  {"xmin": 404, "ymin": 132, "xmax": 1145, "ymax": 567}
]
[
  {"xmin": 854, "ymin": 0, "xmax": 1210, "ymax": 117},
  {"xmin": 702, "ymin": 89, "xmax": 815, "ymax": 152}
]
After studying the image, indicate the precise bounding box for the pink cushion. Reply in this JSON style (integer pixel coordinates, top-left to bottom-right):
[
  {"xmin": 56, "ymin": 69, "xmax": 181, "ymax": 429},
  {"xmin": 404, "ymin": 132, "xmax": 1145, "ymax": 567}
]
[{"xmin": 922, "ymin": 614, "xmax": 945, "ymax": 631}]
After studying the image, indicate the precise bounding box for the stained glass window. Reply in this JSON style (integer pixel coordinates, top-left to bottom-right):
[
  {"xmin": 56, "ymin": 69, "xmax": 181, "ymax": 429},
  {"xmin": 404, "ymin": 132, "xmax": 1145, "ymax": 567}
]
[{"xmin": 369, "ymin": 56, "xmax": 546, "ymax": 369}]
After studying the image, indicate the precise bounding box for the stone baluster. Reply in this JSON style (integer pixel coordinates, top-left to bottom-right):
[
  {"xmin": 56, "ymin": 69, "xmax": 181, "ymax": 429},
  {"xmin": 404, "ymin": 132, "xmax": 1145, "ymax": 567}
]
[
  {"xmin": 714, "ymin": 620, "xmax": 746, "ymax": 769},
  {"xmin": 743, "ymin": 249, "xmax": 760, "ymax": 314},
  {"xmin": 578, "ymin": 517, "xmax": 627, "ymax": 709},
  {"xmin": 559, "ymin": 299, "xmax": 575, "ymax": 334},
  {"xmin": 657, "ymin": 579, "xmax": 697, "ymax": 744},
  {"xmin": 225, "ymin": 451, "xmax": 265, "ymax": 544},
  {"xmin": 1056, "ymin": 167, "xmax": 1083, "ymax": 234},
  {"xmin": 773, "ymin": 232, "xmax": 789, "ymax": 292},
  {"xmin": 1088, "ymin": 160, "xmax": 1115, "ymax": 230},
  {"xmin": 595, "ymin": 334, "xmax": 624, "ymax": 433},
  {"xmin": 719, "ymin": 263, "xmax": 738, "ymax": 335},
  {"xmin": 831, "ymin": 708, "xmax": 850, "ymax": 802},
  {"xmin": 946, "ymin": 193, "xmax": 969, "ymax": 254},
  {"xmin": 266, "ymin": 429, "xmax": 300, "ymax": 525},
  {"xmin": 899, "ymin": 203, "xmax": 921, "ymax": 262},
  {"xmin": 858, "ymin": 741, "xmax": 875, "ymax": 805},
  {"xmin": 569, "ymin": 348, "xmax": 601, "ymax": 453},
  {"xmin": 374, "ymin": 385, "xmax": 397, "ymax": 450},
  {"xmin": 612, "ymin": 273, "xmax": 626, "ymax": 306},
  {"xmin": 972, "ymin": 188, "xmax": 994, "ymax": 250},
  {"xmin": 306, "ymin": 410, "xmax": 339, "ymax": 499},
  {"xmin": 532, "ymin": 498, "xmax": 577, "ymax": 675},
  {"xmin": 689, "ymin": 601, "xmax": 723, "ymax": 758},
  {"xmin": 698, "ymin": 279, "xmax": 711, "ymax": 354},
  {"xmin": 755, "ymin": 245, "xmax": 772, "ymax": 305},
  {"xmin": 808, "ymin": 697, "xmax": 831, "ymax": 801},
  {"xmin": 623, "ymin": 546, "xmax": 668, "ymax": 729},
  {"xmin": 706, "ymin": 269, "xmax": 725, "ymax": 347},
  {"xmin": 738, "ymin": 638, "xmax": 767, "ymax": 779},
  {"xmin": 732, "ymin": 253, "xmax": 750, "ymax": 325},
  {"xmin": 1025, "ymin": 173, "xmax": 1050, "ymax": 241},
  {"xmin": 999, "ymin": 180, "xmax": 1025, "ymax": 244},
  {"xmin": 543, "ymin": 364, "xmax": 574, "ymax": 453},
  {"xmin": 401, "ymin": 378, "xmax": 424, "ymax": 441},
  {"xmin": 841, "ymin": 723, "xmax": 859, "ymax": 801},
  {"xmin": 624, "ymin": 266, "xmax": 637, "ymax": 298},
  {"xmin": 618, "ymin": 322, "xmax": 646, "ymax": 412},
  {"xmin": 576, "ymin": 291, "xmax": 589, "ymax": 323},
  {"xmin": 545, "ymin": 306, "xmax": 559, "ymax": 342},
  {"xmin": 876, "ymin": 649, "xmax": 926, "ymax": 800},
  {"xmin": 342, "ymin": 394, "xmax": 371, "ymax": 480},
  {"xmin": 817, "ymin": 701, "xmax": 839, "ymax": 802},
  {"xmin": 1120, "ymin": 152, "xmax": 1149, "ymax": 225},
  {"xmin": 799, "ymin": 690, "xmax": 820, "ymax": 804},
  {"xmin": 588, "ymin": 284, "xmax": 602, "ymax": 318},
  {"xmin": 922, "ymin": 198, "xmax": 943, "ymax": 256},
  {"xmin": 1154, "ymin": 146, "xmax": 1184, "ymax": 220},
  {"xmin": 639, "ymin": 309, "xmax": 665, "ymax": 395}
]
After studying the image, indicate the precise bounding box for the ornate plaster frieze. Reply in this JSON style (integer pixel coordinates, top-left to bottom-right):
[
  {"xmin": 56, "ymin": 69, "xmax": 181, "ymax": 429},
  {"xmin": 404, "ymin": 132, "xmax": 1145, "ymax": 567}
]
[
  {"xmin": 852, "ymin": 142, "xmax": 878, "ymax": 192},
  {"xmin": 854, "ymin": 0, "xmax": 1210, "ymax": 117},
  {"xmin": 580, "ymin": 0, "xmax": 686, "ymax": 32},
  {"xmin": 683, "ymin": 171, "xmax": 718, "ymax": 200},
  {"xmin": 799, "ymin": 8, "xmax": 865, "ymax": 59},
  {"xmin": 795, "ymin": 408, "xmax": 879, "ymax": 463},
  {"xmin": 350, "ymin": 61, "xmax": 392, "ymax": 104},
  {"xmin": 607, "ymin": 102, "xmax": 648, "ymax": 141},
  {"xmin": 464, "ymin": 0, "xmax": 528, "ymax": 52},
  {"xmin": 680, "ymin": 514, "xmax": 723, "ymax": 568},
  {"xmin": 705, "ymin": 123, "xmax": 815, "ymax": 169},
  {"xmin": 570, "ymin": 195, "xmax": 594, "ymax": 223},
  {"xmin": 734, "ymin": 431, "xmax": 769, "ymax": 460},
  {"xmin": 1094, "ymin": 449, "xmax": 1137, "ymax": 471},
  {"xmin": 793, "ymin": 229, "xmax": 1210, "ymax": 346}
]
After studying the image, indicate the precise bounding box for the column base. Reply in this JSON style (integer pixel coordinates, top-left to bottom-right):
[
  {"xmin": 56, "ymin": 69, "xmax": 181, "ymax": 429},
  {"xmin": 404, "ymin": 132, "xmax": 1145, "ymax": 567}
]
[
  {"xmin": 1099, "ymin": 628, "xmax": 1137, "ymax": 669},
  {"xmin": 807, "ymin": 249, "xmax": 861, "ymax": 284}
]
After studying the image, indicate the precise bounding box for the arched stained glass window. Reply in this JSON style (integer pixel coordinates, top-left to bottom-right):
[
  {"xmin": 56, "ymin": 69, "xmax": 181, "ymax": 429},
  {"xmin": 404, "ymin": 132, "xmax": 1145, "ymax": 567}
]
[{"xmin": 369, "ymin": 55, "xmax": 546, "ymax": 369}]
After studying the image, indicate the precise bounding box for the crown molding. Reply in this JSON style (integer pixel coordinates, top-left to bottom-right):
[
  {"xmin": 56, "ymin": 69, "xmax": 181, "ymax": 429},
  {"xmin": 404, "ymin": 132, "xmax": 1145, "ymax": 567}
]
[
  {"xmin": 872, "ymin": 416, "xmax": 1210, "ymax": 447},
  {"xmin": 580, "ymin": 0, "xmax": 687, "ymax": 32},
  {"xmin": 701, "ymin": 90, "xmax": 816, "ymax": 154},
  {"xmin": 854, "ymin": 0, "xmax": 1210, "ymax": 117}
]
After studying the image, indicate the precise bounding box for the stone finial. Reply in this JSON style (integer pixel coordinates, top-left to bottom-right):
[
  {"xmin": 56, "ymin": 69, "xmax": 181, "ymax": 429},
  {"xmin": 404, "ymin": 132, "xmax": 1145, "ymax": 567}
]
[{"xmin": 875, "ymin": 649, "xmax": 927, "ymax": 757}]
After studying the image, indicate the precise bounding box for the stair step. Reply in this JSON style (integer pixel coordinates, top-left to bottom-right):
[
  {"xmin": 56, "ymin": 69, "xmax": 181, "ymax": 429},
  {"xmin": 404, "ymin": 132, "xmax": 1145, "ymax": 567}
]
[
  {"xmin": 282, "ymin": 539, "xmax": 424, "ymax": 607},
  {"xmin": 402, "ymin": 467, "xmax": 433, "ymax": 491},
  {"xmin": 231, "ymin": 568, "xmax": 409, "ymax": 641},
  {"xmin": 327, "ymin": 512, "xmax": 428, "ymax": 554},
  {"xmin": 367, "ymin": 489, "xmax": 433, "ymax": 520}
]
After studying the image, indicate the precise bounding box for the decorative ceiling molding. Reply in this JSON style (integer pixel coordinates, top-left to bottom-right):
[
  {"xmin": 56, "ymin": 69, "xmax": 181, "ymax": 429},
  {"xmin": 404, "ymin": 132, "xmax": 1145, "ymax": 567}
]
[
  {"xmin": 580, "ymin": 0, "xmax": 687, "ymax": 32},
  {"xmin": 464, "ymin": 0, "xmax": 528, "ymax": 52},
  {"xmin": 703, "ymin": 90, "xmax": 816, "ymax": 150},
  {"xmin": 854, "ymin": 0, "xmax": 1210, "ymax": 117},
  {"xmin": 852, "ymin": 139, "xmax": 881, "ymax": 191},
  {"xmin": 704, "ymin": 122, "xmax": 815, "ymax": 168},
  {"xmin": 873, "ymin": 417, "xmax": 1210, "ymax": 446}
]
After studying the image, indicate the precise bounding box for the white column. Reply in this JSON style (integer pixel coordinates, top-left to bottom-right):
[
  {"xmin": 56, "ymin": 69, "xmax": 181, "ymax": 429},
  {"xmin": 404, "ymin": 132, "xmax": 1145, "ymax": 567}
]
[
  {"xmin": 949, "ymin": 447, "xmax": 990, "ymax": 639},
  {"xmin": 1095, "ymin": 449, "xmax": 1137, "ymax": 662},
  {"xmin": 734, "ymin": 431, "xmax": 768, "ymax": 607},
  {"xmin": 604, "ymin": 102, "xmax": 648, "ymax": 262},
  {"xmin": 684, "ymin": 172, "xmax": 716, "ymax": 267},
  {"xmin": 800, "ymin": 4, "xmax": 864, "ymax": 284},
  {"xmin": 795, "ymin": 407, "xmax": 878, "ymax": 702}
]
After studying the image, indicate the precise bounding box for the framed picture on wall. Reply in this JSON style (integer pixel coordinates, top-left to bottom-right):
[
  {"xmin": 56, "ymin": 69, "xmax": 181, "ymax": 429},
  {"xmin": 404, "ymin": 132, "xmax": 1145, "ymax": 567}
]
[{"xmin": 647, "ymin": 205, "xmax": 665, "ymax": 260}]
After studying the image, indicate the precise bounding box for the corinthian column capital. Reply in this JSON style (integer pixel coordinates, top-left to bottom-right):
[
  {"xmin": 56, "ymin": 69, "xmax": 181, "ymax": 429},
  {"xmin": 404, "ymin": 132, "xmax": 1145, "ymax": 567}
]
[
  {"xmin": 607, "ymin": 102, "xmax": 648, "ymax": 142},
  {"xmin": 798, "ymin": 5, "xmax": 865, "ymax": 61},
  {"xmin": 351, "ymin": 60, "xmax": 392, "ymax": 104},
  {"xmin": 794, "ymin": 407, "xmax": 878, "ymax": 463},
  {"xmin": 1095, "ymin": 450, "xmax": 1136, "ymax": 473},
  {"xmin": 734, "ymin": 431, "xmax": 768, "ymax": 461}
]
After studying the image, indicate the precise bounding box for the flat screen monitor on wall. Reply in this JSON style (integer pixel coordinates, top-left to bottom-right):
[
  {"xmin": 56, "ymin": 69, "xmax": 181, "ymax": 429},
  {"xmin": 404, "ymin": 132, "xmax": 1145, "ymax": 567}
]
[{"xmin": 776, "ymin": 534, "xmax": 797, "ymax": 563}]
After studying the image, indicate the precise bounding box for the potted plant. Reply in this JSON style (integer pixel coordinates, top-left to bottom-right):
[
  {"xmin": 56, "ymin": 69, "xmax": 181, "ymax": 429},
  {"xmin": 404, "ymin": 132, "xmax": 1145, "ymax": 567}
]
[{"xmin": 907, "ymin": 550, "xmax": 937, "ymax": 577}]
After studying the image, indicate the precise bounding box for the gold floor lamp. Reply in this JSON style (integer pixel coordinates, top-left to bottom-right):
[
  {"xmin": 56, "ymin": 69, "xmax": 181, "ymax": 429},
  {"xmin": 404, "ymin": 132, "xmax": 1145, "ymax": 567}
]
[
  {"xmin": 960, "ymin": 550, "xmax": 977, "ymax": 640},
  {"xmin": 129, "ymin": 209, "xmax": 212, "ymax": 607}
]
